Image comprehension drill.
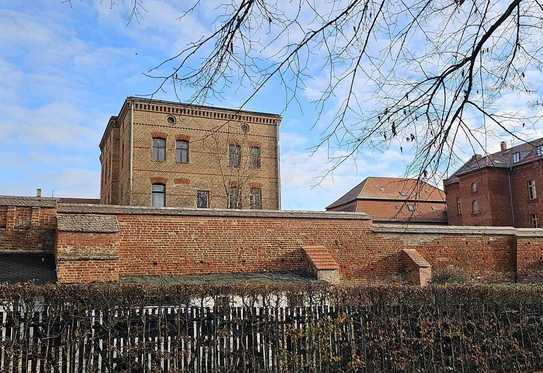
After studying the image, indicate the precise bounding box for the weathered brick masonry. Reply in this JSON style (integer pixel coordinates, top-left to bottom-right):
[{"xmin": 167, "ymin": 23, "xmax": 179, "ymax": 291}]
[
  {"xmin": 0, "ymin": 197, "xmax": 56, "ymax": 254},
  {"xmin": 2, "ymin": 196, "xmax": 543, "ymax": 284},
  {"xmin": 55, "ymin": 203, "xmax": 543, "ymax": 284}
]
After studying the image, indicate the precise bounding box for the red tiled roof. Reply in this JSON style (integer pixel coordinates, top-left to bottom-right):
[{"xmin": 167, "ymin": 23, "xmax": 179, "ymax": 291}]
[{"xmin": 326, "ymin": 177, "xmax": 446, "ymax": 210}]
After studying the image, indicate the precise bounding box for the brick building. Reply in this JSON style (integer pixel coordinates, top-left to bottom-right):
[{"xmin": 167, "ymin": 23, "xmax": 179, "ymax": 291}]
[
  {"xmin": 326, "ymin": 177, "xmax": 447, "ymax": 223},
  {"xmin": 444, "ymin": 138, "xmax": 543, "ymax": 227},
  {"xmin": 100, "ymin": 97, "xmax": 281, "ymax": 209}
]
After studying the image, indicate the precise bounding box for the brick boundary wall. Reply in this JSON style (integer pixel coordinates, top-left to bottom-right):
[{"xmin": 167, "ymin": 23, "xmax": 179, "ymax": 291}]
[
  {"xmin": 0, "ymin": 197, "xmax": 57, "ymax": 255},
  {"xmin": 56, "ymin": 205, "xmax": 374, "ymax": 283},
  {"xmin": 1, "ymin": 196, "xmax": 543, "ymax": 284},
  {"xmin": 373, "ymin": 224, "xmax": 543, "ymax": 283}
]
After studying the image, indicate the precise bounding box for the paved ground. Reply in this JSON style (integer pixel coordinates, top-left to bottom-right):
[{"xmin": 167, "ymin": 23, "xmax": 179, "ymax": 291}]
[
  {"xmin": 122, "ymin": 272, "xmax": 317, "ymax": 286},
  {"xmin": 0, "ymin": 254, "xmax": 56, "ymax": 283}
]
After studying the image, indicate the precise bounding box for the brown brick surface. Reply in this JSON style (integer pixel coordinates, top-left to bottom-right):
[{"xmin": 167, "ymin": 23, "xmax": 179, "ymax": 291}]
[
  {"xmin": 100, "ymin": 98, "xmax": 281, "ymax": 210},
  {"xmin": 2, "ymin": 199, "xmax": 543, "ymax": 284},
  {"xmin": 445, "ymin": 156, "xmax": 543, "ymax": 228}
]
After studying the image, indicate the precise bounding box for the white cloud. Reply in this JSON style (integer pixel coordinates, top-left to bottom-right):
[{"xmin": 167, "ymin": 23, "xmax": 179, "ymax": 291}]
[{"xmin": 281, "ymin": 142, "xmax": 411, "ymax": 210}]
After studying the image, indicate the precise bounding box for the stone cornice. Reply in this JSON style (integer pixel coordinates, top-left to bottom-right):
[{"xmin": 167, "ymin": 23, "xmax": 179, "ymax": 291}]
[{"xmin": 128, "ymin": 97, "xmax": 281, "ymax": 126}]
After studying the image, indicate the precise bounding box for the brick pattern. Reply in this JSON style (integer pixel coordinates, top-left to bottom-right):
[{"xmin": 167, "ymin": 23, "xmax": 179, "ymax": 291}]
[
  {"xmin": 56, "ymin": 259, "xmax": 119, "ymax": 283},
  {"xmin": 113, "ymin": 214, "xmax": 372, "ymax": 278},
  {"xmin": 0, "ymin": 206, "xmax": 56, "ymax": 254},
  {"xmin": 511, "ymin": 161, "xmax": 543, "ymax": 227},
  {"xmin": 516, "ymin": 236, "xmax": 543, "ymax": 282},
  {"xmin": 401, "ymin": 249, "xmax": 432, "ymax": 287},
  {"xmin": 445, "ymin": 157, "xmax": 543, "ymax": 228},
  {"xmin": 374, "ymin": 232, "xmax": 516, "ymax": 282},
  {"xmin": 2, "ymin": 200, "xmax": 543, "ymax": 284},
  {"xmin": 100, "ymin": 98, "xmax": 281, "ymax": 210},
  {"xmin": 56, "ymin": 231, "xmax": 120, "ymax": 283}
]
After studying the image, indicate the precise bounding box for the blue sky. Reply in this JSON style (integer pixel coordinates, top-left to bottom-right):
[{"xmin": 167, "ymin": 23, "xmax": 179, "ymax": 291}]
[{"xmin": 0, "ymin": 1, "xmax": 540, "ymax": 210}]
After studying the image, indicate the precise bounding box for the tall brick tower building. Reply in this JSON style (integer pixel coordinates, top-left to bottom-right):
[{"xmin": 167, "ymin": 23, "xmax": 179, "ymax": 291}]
[{"xmin": 99, "ymin": 97, "xmax": 281, "ymax": 209}]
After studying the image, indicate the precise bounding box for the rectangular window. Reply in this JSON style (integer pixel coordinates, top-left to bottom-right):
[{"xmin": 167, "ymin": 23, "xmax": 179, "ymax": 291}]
[
  {"xmin": 228, "ymin": 187, "xmax": 241, "ymax": 209},
  {"xmin": 197, "ymin": 190, "xmax": 209, "ymax": 208},
  {"xmin": 456, "ymin": 198, "xmax": 462, "ymax": 216},
  {"xmin": 537, "ymin": 145, "xmax": 543, "ymax": 157},
  {"xmin": 229, "ymin": 144, "xmax": 241, "ymax": 168},
  {"xmin": 471, "ymin": 182, "xmax": 478, "ymax": 193},
  {"xmin": 152, "ymin": 138, "xmax": 166, "ymax": 161},
  {"xmin": 512, "ymin": 152, "xmax": 521, "ymax": 163},
  {"xmin": 531, "ymin": 214, "xmax": 540, "ymax": 228},
  {"xmin": 250, "ymin": 187, "xmax": 262, "ymax": 209},
  {"xmin": 176, "ymin": 140, "xmax": 189, "ymax": 163},
  {"xmin": 250, "ymin": 146, "xmax": 261, "ymax": 169},
  {"xmin": 152, "ymin": 183, "xmax": 166, "ymax": 208},
  {"xmin": 528, "ymin": 180, "xmax": 537, "ymax": 200},
  {"xmin": 472, "ymin": 199, "xmax": 480, "ymax": 214}
]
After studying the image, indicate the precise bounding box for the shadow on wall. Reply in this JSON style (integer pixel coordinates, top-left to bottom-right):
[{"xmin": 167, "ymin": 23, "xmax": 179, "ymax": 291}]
[{"xmin": 0, "ymin": 254, "xmax": 56, "ymax": 283}]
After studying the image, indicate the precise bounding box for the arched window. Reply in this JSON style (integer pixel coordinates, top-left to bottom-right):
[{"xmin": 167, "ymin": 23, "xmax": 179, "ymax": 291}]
[{"xmin": 152, "ymin": 183, "xmax": 166, "ymax": 208}]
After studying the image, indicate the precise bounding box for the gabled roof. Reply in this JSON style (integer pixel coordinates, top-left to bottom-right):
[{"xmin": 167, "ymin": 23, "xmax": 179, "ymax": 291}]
[
  {"xmin": 326, "ymin": 177, "xmax": 445, "ymax": 210},
  {"xmin": 446, "ymin": 137, "xmax": 543, "ymax": 183}
]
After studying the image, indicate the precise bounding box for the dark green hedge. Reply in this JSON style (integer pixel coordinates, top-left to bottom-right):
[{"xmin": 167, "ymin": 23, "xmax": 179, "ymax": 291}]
[{"xmin": 1, "ymin": 283, "xmax": 542, "ymax": 372}]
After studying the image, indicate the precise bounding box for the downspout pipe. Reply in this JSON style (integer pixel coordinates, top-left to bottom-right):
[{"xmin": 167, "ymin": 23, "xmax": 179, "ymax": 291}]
[
  {"xmin": 129, "ymin": 100, "xmax": 134, "ymax": 206},
  {"xmin": 508, "ymin": 167, "xmax": 515, "ymax": 226},
  {"xmin": 275, "ymin": 119, "xmax": 282, "ymax": 210}
]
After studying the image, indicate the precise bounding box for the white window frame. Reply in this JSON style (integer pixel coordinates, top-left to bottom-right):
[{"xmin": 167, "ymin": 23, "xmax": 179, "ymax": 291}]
[
  {"xmin": 531, "ymin": 214, "xmax": 539, "ymax": 228},
  {"xmin": 151, "ymin": 183, "xmax": 166, "ymax": 208},
  {"xmin": 528, "ymin": 180, "xmax": 537, "ymax": 201},
  {"xmin": 472, "ymin": 199, "xmax": 480, "ymax": 214}
]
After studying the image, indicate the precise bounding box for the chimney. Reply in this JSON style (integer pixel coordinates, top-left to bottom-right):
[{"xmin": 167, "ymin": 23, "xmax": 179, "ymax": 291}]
[
  {"xmin": 500, "ymin": 141, "xmax": 507, "ymax": 152},
  {"xmin": 471, "ymin": 154, "xmax": 482, "ymax": 161},
  {"xmin": 36, "ymin": 188, "xmax": 42, "ymax": 198}
]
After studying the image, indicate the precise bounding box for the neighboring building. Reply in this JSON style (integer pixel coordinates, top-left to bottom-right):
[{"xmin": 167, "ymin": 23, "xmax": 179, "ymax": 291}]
[
  {"xmin": 444, "ymin": 139, "xmax": 543, "ymax": 228},
  {"xmin": 100, "ymin": 97, "xmax": 281, "ymax": 209},
  {"xmin": 326, "ymin": 177, "xmax": 447, "ymax": 223}
]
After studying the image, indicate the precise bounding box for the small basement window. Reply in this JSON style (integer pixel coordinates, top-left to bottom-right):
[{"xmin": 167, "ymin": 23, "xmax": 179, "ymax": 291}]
[{"xmin": 152, "ymin": 183, "xmax": 166, "ymax": 208}]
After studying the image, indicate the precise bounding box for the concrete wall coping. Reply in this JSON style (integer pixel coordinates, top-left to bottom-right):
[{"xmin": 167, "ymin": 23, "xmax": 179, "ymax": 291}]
[
  {"xmin": 57, "ymin": 214, "xmax": 120, "ymax": 233},
  {"xmin": 57, "ymin": 203, "xmax": 372, "ymax": 220},
  {"xmin": 373, "ymin": 223, "xmax": 543, "ymax": 237},
  {"xmin": 0, "ymin": 196, "xmax": 57, "ymax": 208}
]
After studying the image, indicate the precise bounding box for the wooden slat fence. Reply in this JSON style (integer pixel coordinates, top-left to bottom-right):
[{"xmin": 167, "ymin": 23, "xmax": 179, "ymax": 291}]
[{"xmin": 1, "ymin": 302, "xmax": 543, "ymax": 372}]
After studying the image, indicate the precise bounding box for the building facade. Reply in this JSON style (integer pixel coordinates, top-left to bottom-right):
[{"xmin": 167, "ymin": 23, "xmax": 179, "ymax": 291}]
[
  {"xmin": 444, "ymin": 139, "xmax": 543, "ymax": 227},
  {"xmin": 100, "ymin": 97, "xmax": 281, "ymax": 209},
  {"xmin": 326, "ymin": 177, "xmax": 447, "ymax": 224}
]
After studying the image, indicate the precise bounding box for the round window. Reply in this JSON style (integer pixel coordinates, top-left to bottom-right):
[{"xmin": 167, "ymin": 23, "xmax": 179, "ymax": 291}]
[
  {"xmin": 167, "ymin": 115, "xmax": 176, "ymax": 124},
  {"xmin": 240, "ymin": 123, "xmax": 250, "ymax": 134}
]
